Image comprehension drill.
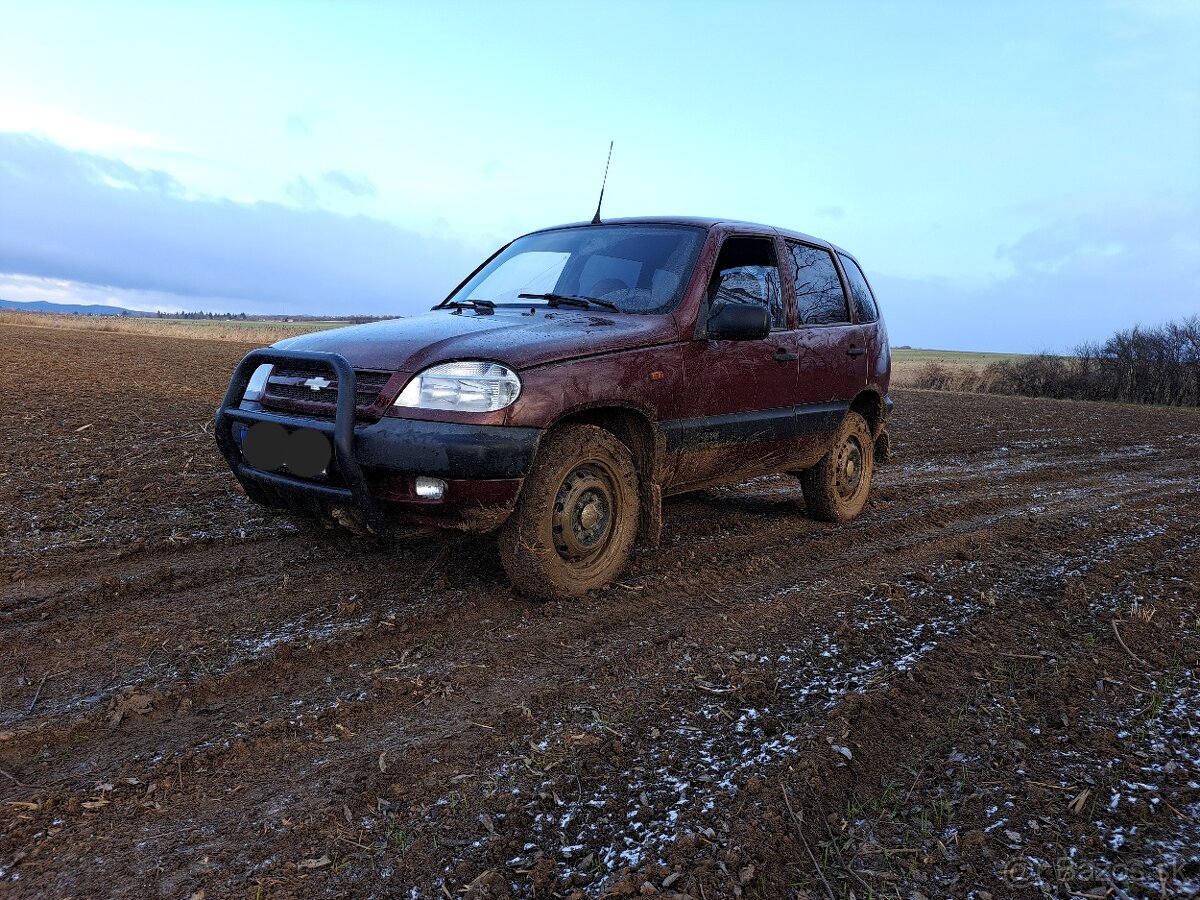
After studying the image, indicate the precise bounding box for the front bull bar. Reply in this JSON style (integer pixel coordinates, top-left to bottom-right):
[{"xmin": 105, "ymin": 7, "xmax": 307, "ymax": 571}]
[{"xmin": 214, "ymin": 349, "xmax": 386, "ymax": 532}]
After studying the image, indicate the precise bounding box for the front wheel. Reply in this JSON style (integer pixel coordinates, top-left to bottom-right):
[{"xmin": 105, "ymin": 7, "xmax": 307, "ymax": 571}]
[
  {"xmin": 498, "ymin": 424, "xmax": 640, "ymax": 600},
  {"xmin": 800, "ymin": 412, "xmax": 875, "ymax": 522}
]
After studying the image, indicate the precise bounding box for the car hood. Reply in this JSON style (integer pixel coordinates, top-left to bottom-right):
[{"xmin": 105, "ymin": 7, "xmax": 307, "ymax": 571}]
[{"xmin": 272, "ymin": 308, "xmax": 679, "ymax": 372}]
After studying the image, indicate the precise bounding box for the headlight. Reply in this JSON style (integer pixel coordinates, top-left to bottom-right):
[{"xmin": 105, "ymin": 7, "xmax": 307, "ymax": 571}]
[
  {"xmin": 394, "ymin": 361, "xmax": 521, "ymax": 412},
  {"xmin": 243, "ymin": 364, "xmax": 273, "ymax": 401}
]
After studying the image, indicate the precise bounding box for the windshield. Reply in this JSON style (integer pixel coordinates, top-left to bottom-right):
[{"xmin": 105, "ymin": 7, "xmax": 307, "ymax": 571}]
[{"xmin": 444, "ymin": 224, "xmax": 706, "ymax": 314}]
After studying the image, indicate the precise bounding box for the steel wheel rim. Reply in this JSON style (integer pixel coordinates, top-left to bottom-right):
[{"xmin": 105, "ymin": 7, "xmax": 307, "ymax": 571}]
[
  {"xmin": 834, "ymin": 435, "xmax": 865, "ymax": 501},
  {"xmin": 552, "ymin": 463, "xmax": 616, "ymax": 563}
]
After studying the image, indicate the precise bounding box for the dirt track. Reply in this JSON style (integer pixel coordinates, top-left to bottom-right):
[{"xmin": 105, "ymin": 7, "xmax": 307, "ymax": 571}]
[{"xmin": 3, "ymin": 323, "xmax": 1198, "ymax": 899}]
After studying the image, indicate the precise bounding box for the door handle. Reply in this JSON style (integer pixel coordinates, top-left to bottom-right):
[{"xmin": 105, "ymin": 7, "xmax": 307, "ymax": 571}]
[
  {"xmin": 773, "ymin": 348, "xmax": 798, "ymax": 362},
  {"xmin": 847, "ymin": 347, "xmax": 866, "ymax": 358}
]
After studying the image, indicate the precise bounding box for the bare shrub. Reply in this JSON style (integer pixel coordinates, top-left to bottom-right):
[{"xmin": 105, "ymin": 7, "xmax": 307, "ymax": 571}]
[{"xmin": 916, "ymin": 317, "xmax": 1200, "ymax": 407}]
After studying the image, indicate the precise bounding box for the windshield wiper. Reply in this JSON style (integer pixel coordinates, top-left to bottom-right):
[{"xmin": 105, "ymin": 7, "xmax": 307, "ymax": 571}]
[
  {"xmin": 518, "ymin": 292, "xmax": 620, "ymax": 312},
  {"xmin": 441, "ymin": 299, "xmax": 495, "ymax": 315}
]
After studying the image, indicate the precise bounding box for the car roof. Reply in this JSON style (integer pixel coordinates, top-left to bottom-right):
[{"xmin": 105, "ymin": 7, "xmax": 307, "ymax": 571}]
[{"xmin": 525, "ymin": 215, "xmax": 857, "ymax": 260}]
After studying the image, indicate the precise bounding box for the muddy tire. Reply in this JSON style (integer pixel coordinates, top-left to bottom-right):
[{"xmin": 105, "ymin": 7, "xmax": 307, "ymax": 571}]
[
  {"xmin": 498, "ymin": 424, "xmax": 640, "ymax": 600},
  {"xmin": 800, "ymin": 412, "xmax": 875, "ymax": 522}
]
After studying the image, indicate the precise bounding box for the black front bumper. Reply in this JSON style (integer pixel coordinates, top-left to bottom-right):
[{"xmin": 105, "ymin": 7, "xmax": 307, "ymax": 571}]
[{"xmin": 214, "ymin": 349, "xmax": 540, "ymax": 530}]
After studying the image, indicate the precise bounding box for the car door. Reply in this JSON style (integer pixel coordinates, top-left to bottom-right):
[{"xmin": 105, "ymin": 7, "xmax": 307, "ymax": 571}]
[
  {"xmin": 669, "ymin": 233, "xmax": 801, "ymax": 487},
  {"xmin": 783, "ymin": 241, "xmax": 867, "ymax": 460}
]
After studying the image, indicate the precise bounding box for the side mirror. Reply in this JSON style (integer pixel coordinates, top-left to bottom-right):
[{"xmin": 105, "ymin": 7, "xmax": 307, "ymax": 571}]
[{"xmin": 706, "ymin": 303, "xmax": 770, "ymax": 341}]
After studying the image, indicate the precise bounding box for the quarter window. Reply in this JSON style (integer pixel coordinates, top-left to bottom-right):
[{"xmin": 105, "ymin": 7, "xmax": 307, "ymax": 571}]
[
  {"xmin": 838, "ymin": 253, "xmax": 879, "ymax": 323},
  {"xmin": 786, "ymin": 243, "xmax": 850, "ymax": 326},
  {"xmin": 709, "ymin": 237, "xmax": 784, "ymax": 330}
]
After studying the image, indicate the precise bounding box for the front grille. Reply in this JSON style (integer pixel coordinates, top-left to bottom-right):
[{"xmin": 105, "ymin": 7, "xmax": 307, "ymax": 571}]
[{"xmin": 261, "ymin": 366, "xmax": 394, "ymax": 419}]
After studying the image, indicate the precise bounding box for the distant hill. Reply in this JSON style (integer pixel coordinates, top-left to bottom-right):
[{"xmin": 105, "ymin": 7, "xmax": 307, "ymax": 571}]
[
  {"xmin": 0, "ymin": 298, "xmax": 398, "ymax": 322},
  {"xmin": 0, "ymin": 298, "xmax": 146, "ymax": 316}
]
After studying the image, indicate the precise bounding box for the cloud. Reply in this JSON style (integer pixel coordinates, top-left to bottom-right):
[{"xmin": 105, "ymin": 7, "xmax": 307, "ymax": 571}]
[
  {"xmin": 874, "ymin": 198, "xmax": 1200, "ymax": 352},
  {"xmin": 814, "ymin": 205, "xmax": 845, "ymax": 220},
  {"xmin": 285, "ymin": 175, "xmax": 320, "ymax": 207},
  {"xmin": 321, "ymin": 169, "xmax": 377, "ymax": 197},
  {"xmin": 0, "ymin": 98, "xmax": 167, "ymax": 153},
  {"xmin": 997, "ymin": 202, "xmax": 1199, "ymax": 278},
  {"xmin": 285, "ymin": 170, "xmax": 378, "ymax": 207},
  {"xmin": 4, "ymin": 132, "xmax": 1193, "ymax": 346},
  {"xmin": 284, "ymin": 114, "xmax": 313, "ymax": 139},
  {"xmin": 1107, "ymin": 0, "xmax": 1200, "ymax": 21},
  {"xmin": 0, "ymin": 133, "xmax": 477, "ymax": 316},
  {"xmin": 0, "ymin": 272, "xmax": 189, "ymax": 314}
]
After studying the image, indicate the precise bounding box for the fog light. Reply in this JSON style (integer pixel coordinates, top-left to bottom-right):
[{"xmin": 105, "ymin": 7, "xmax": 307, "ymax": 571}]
[{"xmin": 414, "ymin": 476, "xmax": 447, "ymax": 500}]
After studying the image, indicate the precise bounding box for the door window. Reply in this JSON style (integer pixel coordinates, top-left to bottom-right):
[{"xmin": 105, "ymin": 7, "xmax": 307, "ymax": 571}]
[
  {"xmin": 786, "ymin": 243, "xmax": 850, "ymax": 326},
  {"xmin": 709, "ymin": 237, "xmax": 784, "ymax": 330}
]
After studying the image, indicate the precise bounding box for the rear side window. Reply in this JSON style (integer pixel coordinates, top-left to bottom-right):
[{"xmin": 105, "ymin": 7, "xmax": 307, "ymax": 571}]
[
  {"xmin": 709, "ymin": 237, "xmax": 784, "ymax": 329},
  {"xmin": 786, "ymin": 242, "xmax": 850, "ymax": 326},
  {"xmin": 838, "ymin": 253, "xmax": 879, "ymax": 323}
]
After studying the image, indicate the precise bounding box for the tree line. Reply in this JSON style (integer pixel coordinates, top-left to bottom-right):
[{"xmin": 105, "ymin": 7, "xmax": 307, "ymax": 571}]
[
  {"xmin": 914, "ymin": 316, "xmax": 1200, "ymax": 407},
  {"xmin": 155, "ymin": 311, "xmax": 249, "ymax": 319},
  {"xmin": 150, "ymin": 311, "xmax": 396, "ymax": 323}
]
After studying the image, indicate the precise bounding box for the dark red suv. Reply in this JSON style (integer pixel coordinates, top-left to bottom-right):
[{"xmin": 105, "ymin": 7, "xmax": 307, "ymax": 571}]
[{"xmin": 216, "ymin": 217, "xmax": 892, "ymax": 598}]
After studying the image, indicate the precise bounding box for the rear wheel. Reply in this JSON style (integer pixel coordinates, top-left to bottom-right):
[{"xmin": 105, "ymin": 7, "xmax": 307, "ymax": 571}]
[
  {"xmin": 498, "ymin": 424, "xmax": 640, "ymax": 600},
  {"xmin": 800, "ymin": 412, "xmax": 875, "ymax": 522}
]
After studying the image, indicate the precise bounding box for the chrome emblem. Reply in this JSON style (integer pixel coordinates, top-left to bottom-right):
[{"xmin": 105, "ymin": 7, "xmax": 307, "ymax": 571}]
[{"xmin": 303, "ymin": 376, "xmax": 332, "ymax": 391}]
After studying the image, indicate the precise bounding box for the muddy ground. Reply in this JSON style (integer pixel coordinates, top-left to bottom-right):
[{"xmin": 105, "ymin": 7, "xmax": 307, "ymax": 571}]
[{"xmin": 2, "ymin": 322, "xmax": 1198, "ymax": 899}]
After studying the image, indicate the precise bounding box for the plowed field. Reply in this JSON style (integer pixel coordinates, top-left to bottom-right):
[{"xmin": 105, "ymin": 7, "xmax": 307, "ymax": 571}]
[{"xmin": 3, "ymin": 323, "xmax": 1198, "ymax": 899}]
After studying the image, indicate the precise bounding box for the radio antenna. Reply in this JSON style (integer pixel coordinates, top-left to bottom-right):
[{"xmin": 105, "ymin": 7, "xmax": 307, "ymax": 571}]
[{"xmin": 590, "ymin": 141, "xmax": 614, "ymax": 225}]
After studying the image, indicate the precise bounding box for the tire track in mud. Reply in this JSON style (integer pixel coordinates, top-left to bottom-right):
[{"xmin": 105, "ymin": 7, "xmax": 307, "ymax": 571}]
[
  {"xmin": 2, "ymin": 444, "xmax": 1191, "ymax": 743},
  {"xmin": 3, "ymin": 409, "xmax": 1182, "ymax": 614},
  {"xmin": 710, "ymin": 508, "xmax": 1200, "ymax": 899},
  {"xmin": 3, "ymin": 436, "xmax": 1197, "ymax": 897},
  {"xmin": 2, "ymin": 435, "xmax": 1193, "ymax": 731},
  {"xmin": 245, "ymin": 456, "xmax": 1200, "ymax": 897},
  {"xmin": 337, "ymin": 484, "xmax": 1199, "ymax": 898},
  {"xmin": 652, "ymin": 439, "xmax": 1181, "ymax": 553}
]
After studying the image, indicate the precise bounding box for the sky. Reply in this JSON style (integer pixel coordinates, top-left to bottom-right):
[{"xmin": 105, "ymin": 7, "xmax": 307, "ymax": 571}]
[{"xmin": 0, "ymin": 0, "xmax": 1197, "ymax": 351}]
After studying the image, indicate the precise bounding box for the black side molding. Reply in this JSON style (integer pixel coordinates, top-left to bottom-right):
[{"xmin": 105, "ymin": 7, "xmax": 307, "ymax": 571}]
[{"xmin": 662, "ymin": 401, "xmax": 849, "ymax": 451}]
